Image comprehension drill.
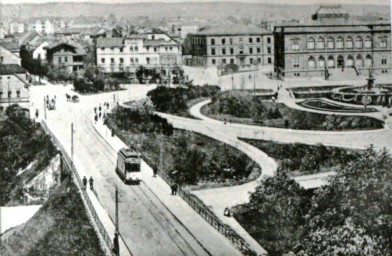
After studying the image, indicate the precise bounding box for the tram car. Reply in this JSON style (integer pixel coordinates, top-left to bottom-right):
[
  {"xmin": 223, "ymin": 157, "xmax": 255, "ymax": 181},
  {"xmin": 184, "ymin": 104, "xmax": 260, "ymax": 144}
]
[{"xmin": 116, "ymin": 147, "xmax": 141, "ymax": 184}]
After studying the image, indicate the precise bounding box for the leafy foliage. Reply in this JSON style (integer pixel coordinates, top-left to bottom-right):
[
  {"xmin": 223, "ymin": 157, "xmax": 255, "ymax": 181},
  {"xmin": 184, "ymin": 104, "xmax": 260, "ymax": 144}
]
[
  {"xmin": 235, "ymin": 147, "xmax": 392, "ymax": 256},
  {"xmin": 0, "ymin": 106, "xmax": 56, "ymax": 205},
  {"xmin": 147, "ymin": 85, "xmax": 220, "ymax": 116}
]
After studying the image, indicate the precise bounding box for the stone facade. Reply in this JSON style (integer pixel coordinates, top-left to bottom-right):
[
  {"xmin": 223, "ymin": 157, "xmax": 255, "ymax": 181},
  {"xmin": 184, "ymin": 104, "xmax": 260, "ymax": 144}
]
[
  {"xmin": 186, "ymin": 25, "xmax": 274, "ymax": 67},
  {"xmin": 274, "ymin": 5, "xmax": 392, "ymax": 78}
]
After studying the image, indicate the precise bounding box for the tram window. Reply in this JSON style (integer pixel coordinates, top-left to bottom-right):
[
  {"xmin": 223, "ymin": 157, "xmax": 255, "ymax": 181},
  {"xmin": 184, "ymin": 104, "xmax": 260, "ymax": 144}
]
[{"xmin": 126, "ymin": 162, "xmax": 140, "ymax": 172}]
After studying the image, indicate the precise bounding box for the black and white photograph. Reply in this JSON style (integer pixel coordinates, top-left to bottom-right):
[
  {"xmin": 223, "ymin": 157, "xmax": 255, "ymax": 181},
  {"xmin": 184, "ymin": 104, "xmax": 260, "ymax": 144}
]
[{"xmin": 0, "ymin": 0, "xmax": 391, "ymax": 255}]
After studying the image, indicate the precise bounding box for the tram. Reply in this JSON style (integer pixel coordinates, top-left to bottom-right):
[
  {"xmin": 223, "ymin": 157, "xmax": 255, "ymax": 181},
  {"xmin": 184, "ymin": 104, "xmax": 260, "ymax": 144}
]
[{"xmin": 116, "ymin": 147, "xmax": 141, "ymax": 184}]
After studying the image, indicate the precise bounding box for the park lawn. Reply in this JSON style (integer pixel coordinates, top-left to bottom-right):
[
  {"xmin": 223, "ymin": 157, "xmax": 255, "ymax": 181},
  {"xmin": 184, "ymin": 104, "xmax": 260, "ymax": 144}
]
[
  {"xmin": 202, "ymin": 91, "xmax": 384, "ymax": 130},
  {"xmin": 106, "ymin": 117, "xmax": 260, "ymax": 189},
  {"xmin": 0, "ymin": 177, "xmax": 105, "ymax": 256},
  {"xmin": 242, "ymin": 139, "xmax": 361, "ymax": 176}
]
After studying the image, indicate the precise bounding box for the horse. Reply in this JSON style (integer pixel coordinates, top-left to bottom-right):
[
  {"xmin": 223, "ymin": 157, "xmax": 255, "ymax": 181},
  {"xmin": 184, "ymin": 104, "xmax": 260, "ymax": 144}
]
[{"xmin": 66, "ymin": 93, "xmax": 71, "ymax": 101}]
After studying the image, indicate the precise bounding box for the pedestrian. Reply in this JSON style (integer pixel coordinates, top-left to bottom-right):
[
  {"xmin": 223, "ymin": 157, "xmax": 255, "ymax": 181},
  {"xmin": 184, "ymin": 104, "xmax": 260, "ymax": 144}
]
[
  {"xmin": 107, "ymin": 102, "xmax": 110, "ymax": 109},
  {"xmin": 99, "ymin": 104, "xmax": 102, "ymax": 112},
  {"xmin": 35, "ymin": 109, "xmax": 39, "ymax": 119},
  {"xmin": 94, "ymin": 115, "xmax": 98, "ymax": 123},
  {"xmin": 171, "ymin": 183, "xmax": 178, "ymax": 195},
  {"xmin": 83, "ymin": 176, "xmax": 87, "ymax": 189},
  {"xmin": 94, "ymin": 107, "xmax": 97, "ymax": 113},
  {"xmin": 153, "ymin": 168, "xmax": 157, "ymax": 177},
  {"xmin": 89, "ymin": 177, "xmax": 94, "ymax": 190},
  {"xmin": 99, "ymin": 111, "xmax": 102, "ymax": 119}
]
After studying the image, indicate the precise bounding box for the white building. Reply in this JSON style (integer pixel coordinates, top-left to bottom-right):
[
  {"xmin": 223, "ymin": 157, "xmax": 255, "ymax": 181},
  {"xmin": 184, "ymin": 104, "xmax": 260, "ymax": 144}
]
[
  {"xmin": 30, "ymin": 19, "xmax": 55, "ymax": 35},
  {"xmin": 9, "ymin": 23, "xmax": 25, "ymax": 35},
  {"xmin": 96, "ymin": 32, "xmax": 181, "ymax": 75},
  {"xmin": 181, "ymin": 25, "xmax": 199, "ymax": 39},
  {"xmin": 32, "ymin": 41, "xmax": 49, "ymax": 61}
]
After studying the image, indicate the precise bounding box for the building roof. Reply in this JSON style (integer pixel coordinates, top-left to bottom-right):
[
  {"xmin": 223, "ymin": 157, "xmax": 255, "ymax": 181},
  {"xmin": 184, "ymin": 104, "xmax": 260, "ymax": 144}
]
[
  {"xmin": 19, "ymin": 31, "xmax": 40, "ymax": 46},
  {"xmin": 0, "ymin": 41, "xmax": 19, "ymax": 52},
  {"xmin": 46, "ymin": 41, "xmax": 86, "ymax": 55},
  {"xmin": 194, "ymin": 24, "xmax": 272, "ymax": 36},
  {"xmin": 314, "ymin": 5, "xmax": 349, "ymax": 18},
  {"xmin": 0, "ymin": 64, "xmax": 26, "ymax": 75},
  {"xmin": 96, "ymin": 37, "xmax": 124, "ymax": 47},
  {"xmin": 144, "ymin": 40, "xmax": 178, "ymax": 46}
]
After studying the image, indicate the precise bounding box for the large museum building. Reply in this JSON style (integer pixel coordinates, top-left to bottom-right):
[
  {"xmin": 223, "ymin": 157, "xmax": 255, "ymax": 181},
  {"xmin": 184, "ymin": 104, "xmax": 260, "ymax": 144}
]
[{"xmin": 274, "ymin": 5, "xmax": 391, "ymax": 78}]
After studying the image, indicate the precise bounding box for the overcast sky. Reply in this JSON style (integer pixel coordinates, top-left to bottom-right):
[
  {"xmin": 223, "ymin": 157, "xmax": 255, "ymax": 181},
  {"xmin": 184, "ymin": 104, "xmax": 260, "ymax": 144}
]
[{"xmin": 0, "ymin": 0, "xmax": 390, "ymax": 5}]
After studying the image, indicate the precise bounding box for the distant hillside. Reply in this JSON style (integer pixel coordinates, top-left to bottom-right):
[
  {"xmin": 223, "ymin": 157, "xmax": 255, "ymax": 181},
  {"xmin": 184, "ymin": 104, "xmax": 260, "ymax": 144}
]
[{"xmin": 0, "ymin": 2, "xmax": 389, "ymax": 21}]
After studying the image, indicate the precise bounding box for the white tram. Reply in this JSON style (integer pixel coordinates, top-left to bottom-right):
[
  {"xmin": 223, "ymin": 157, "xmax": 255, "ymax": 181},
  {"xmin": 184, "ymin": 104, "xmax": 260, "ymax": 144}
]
[{"xmin": 116, "ymin": 147, "xmax": 141, "ymax": 184}]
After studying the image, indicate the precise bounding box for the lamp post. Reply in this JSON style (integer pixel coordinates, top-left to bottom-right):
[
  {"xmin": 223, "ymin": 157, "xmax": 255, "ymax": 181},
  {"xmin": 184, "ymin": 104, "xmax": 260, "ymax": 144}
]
[{"xmin": 7, "ymin": 76, "xmax": 11, "ymax": 108}]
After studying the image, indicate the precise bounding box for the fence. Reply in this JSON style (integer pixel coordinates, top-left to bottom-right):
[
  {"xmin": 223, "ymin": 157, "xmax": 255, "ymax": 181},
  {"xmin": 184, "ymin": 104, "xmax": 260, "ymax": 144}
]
[
  {"xmin": 40, "ymin": 121, "xmax": 121, "ymax": 256},
  {"xmin": 112, "ymin": 126, "xmax": 257, "ymax": 256}
]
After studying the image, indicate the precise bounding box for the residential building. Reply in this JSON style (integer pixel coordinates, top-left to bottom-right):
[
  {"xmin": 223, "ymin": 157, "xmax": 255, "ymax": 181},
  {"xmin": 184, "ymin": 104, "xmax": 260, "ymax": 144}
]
[
  {"xmin": 96, "ymin": 32, "xmax": 181, "ymax": 76},
  {"xmin": 9, "ymin": 22, "xmax": 25, "ymax": 35},
  {"xmin": 30, "ymin": 19, "xmax": 55, "ymax": 35},
  {"xmin": 45, "ymin": 41, "xmax": 86, "ymax": 72},
  {"xmin": 180, "ymin": 25, "xmax": 199, "ymax": 39},
  {"xmin": 0, "ymin": 45, "xmax": 21, "ymax": 65},
  {"xmin": 0, "ymin": 64, "xmax": 30, "ymax": 113},
  {"xmin": 186, "ymin": 24, "xmax": 274, "ymax": 67},
  {"xmin": 0, "ymin": 41, "xmax": 21, "ymax": 57},
  {"xmin": 273, "ymin": 5, "xmax": 392, "ymax": 78},
  {"xmin": 32, "ymin": 41, "xmax": 50, "ymax": 61}
]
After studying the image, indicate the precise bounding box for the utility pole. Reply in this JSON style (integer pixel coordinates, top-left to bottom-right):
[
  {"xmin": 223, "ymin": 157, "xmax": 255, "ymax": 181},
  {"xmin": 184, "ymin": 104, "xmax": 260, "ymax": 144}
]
[
  {"xmin": 71, "ymin": 123, "xmax": 74, "ymax": 160},
  {"xmin": 44, "ymin": 97, "xmax": 47, "ymax": 120},
  {"xmin": 113, "ymin": 187, "xmax": 120, "ymax": 256}
]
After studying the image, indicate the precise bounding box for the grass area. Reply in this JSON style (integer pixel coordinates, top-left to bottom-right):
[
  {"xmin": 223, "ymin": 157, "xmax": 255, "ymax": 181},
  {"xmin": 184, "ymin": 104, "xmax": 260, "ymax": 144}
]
[
  {"xmin": 298, "ymin": 99, "xmax": 377, "ymax": 113},
  {"xmin": 202, "ymin": 91, "xmax": 384, "ymax": 130},
  {"xmin": 107, "ymin": 107, "xmax": 260, "ymax": 188},
  {"xmin": 242, "ymin": 139, "xmax": 361, "ymax": 176},
  {"xmin": 0, "ymin": 177, "xmax": 105, "ymax": 256}
]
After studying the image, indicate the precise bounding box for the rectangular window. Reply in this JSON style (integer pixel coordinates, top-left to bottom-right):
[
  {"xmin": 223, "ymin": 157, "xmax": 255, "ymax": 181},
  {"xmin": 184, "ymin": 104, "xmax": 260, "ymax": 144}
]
[
  {"xmin": 135, "ymin": 46, "xmax": 138, "ymax": 51},
  {"xmin": 380, "ymin": 38, "xmax": 387, "ymax": 48},
  {"xmin": 154, "ymin": 47, "xmax": 157, "ymax": 52},
  {"xmin": 382, "ymin": 58, "xmax": 387, "ymax": 65},
  {"xmin": 257, "ymin": 47, "xmax": 261, "ymax": 53},
  {"xmin": 58, "ymin": 57, "xmax": 62, "ymax": 63},
  {"xmin": 250, "ymin": 58, "xmax": 253, "ymax": 64},
  {"xmin": 130, "ymin": 46, "xmax": 133, "ymax": 51},
  {"xmin": 230, "ymin": 38, "xmax": 233, "ymax": 45},
  {"xmin": 230, "ymin": 58, "xmax": 234, "ymax": 64},
  {"xmin": 130, "ymin": 58, "xmax": 134, "ymax": 64},
  {"xmin": 111, "ymin": 58, "xmax": 114, "ymax": 63},
  {"xmin": 222, "ymin": 38, "xmax": 226, "ymax": 45},
  {"xmin": 211, "ymin": 48, "xmax": 215, "ymax": 55},
  {"xmin": 249, "ymin": 37, "xmax": 253, "ymax": 43},
  {"xmin": 101, "ymin": 47, "xmax": 105, "ymax": 51},
  {"xmin": 211, "ymin": 38, "xmax": 215, "ymax": 45},
  {"xmin": 222, "ymin": 48, "xmax": 226, "ymax": 55},
  {"xmin": 267, "ymin": 37, "xmax": 271, "ymax": 44},
  {"xmin": 8, "ymin": 91, "xmax": 11, "ymax": 98},
  {"xmin": 120, "ymin": 48, "xmax": 123, "ymax": 52},
  {"xmin": 292, "ymin": 58, "xmax": 299, "ymax": 68},
  {"xmin": 230, "ymin": 48, "xmax": 234, "ymax": 54},
  {"xmin": 239, "ymin": 38, "xmax": 243, "ymax": 44},
  {"xmin": 267, "ymin": 47, "xmax": 271, "ymax": 54},
  {"xmin": 101, "ymin": 58, "xmax": 105, "ymax": 63},
  {"xmin": 212, "ymin": 59, "xmax": 216, "ymax": 65},
  {"xmin": 268, "ymin": 57, "xmax": 272, "ymax": 64},
  {"xmin": 222, "ymin": 59, "xmax": 226, "ymax": 64},
  {"xmin": 249, "ymin": 47, "xmax": 253, "ymax": 54},
  {"xmin": 257, "ymin": 37, "xmax": 261, "ymax": 43},
  {"xmin": 146, "ymin": 46, "xmax": 150, "ymax": 51},
  {"xmin": 146, "ymin": 57, "xmax": 150, "ymax": 64},
  {"xmin": 135, "ymin": 58, "xmax": 139, "ymax": 64},
  {"xmin": 16, "ymin": 90, "xmax": 20, "ymax": 97},
  {"xmin": 64, "ymin": 57, "xmax": 68, "ymax": 62},
  {"xmin": 120, "ymin": 58, "xmax": 124, "ymax": 63},
  {"xmin": 292, "ymin": 40, "xmax": 299, "ymax": 51}
]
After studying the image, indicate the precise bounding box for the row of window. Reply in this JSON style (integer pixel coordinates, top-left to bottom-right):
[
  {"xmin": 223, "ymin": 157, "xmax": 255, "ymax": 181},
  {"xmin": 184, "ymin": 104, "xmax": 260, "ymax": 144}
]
[
  {"xmin": 0, "ymin": 90, "xmax": 21, "ymax": 98},
  {"xmin": 193, "ymin": 36, "xmax": 272, "ymax": 46},
  {"xmin": 292, "ymin": 36, "xmax": 388, "ymax": 51},
  {"xmin": 100, "ymin": 46, "xmax": 175, "ymax": 53},
  {"xmin": 210, "ymin": 57, "xmax": 272, "ymax": 65},
  {"xmin": 58, "ymin": 56, "xmax": 68, "ymax": 63},
  {"xmin": 210, "ymin": 46, "xmax": 272, "ymax": 56},
  {"xmin": 101, "ymin": 57, "xmax": 164, "ymax": 65},
  {"xmin": 293, "ymin": 54, "xmax": 381, "ymax": 69}
]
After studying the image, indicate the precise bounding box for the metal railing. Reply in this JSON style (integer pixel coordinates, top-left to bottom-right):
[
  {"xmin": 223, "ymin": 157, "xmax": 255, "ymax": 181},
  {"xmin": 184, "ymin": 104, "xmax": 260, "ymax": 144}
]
[
  {"xmin": 112, "ymin": 127, "xmax": 257, "ymax": 256},
  {"xmin": 40, "ymin": 121, "xmax": 122, "ymax": 256}
]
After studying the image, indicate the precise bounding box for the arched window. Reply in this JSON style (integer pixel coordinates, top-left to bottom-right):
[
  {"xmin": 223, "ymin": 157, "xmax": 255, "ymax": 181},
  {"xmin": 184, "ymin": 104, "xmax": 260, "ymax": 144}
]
[
  {"xmin": 364, "ymin": 36, "xmax": 372, "ymax": 48},
  {"xmin": 365, "ymin": 55, "xmax": 373, "ymax": 67},
  {"xmin": 346, "ymin": 36, "xmax": 354, "ymax": 49},
  {"xmin": 336, "ymin": 37, "xmax": 344, "ymax": 49},
  {"xmin": 307, "ymin": 37, "xmax": 315, "ymax": 50},
  {"xmin": 356, "ymin": 55, "xmax": 363, "ymax": 67},
  {"xmin": 327, "ymin": 37, "xmax": 334, "ymax": 49},
  {"xmin": 347, "ymin": 55, "xmax": 354, "ymax": 67},
  {"xmin": 318, "ymin": 56, "xmax": 325, "ymax": 68},
  {"xmin": 308, "ymin": 56, "xmax": 316, "ymax": 68},
  {"xmin": 328, "ymin": 56, "xmax": 335, "ymax": 68},
  {"xmin": 355, "ymin": 36, "xmax": 363, "ymax": 49},
  {"xmin": 292, "ymin": 38, "xmax": 300, "ymax": 51},
  {"xmin": 317, "ymin": 37, "xmax": 325, "ymax": 49},
  {"xmin": 380, "ymin": 37, "xmax": 388, "ymax": 48}
]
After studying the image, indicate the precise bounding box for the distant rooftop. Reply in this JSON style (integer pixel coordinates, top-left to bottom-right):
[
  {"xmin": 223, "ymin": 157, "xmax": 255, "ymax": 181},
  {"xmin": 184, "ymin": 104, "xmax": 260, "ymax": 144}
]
[
  {"xmin": 313, "ymin": 5, "xmax": 349, "ymax": 20},
  {"xmin": 46, "ymin": 41, "xmax": 86, "ymax": 55},
  {"xmin": 0, "ymin": 64, "xmax": 26, "ymax": 75},
  {"xmin": 194, "ymin": 24, "xmax": 272, "ymax": 36}
]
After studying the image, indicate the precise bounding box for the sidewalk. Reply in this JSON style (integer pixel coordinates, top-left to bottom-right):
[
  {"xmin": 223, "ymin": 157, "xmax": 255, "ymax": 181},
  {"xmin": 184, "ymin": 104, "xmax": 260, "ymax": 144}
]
[{"xmin": 92, "ymin": 118, "xmax": 243, "ymax": 256}]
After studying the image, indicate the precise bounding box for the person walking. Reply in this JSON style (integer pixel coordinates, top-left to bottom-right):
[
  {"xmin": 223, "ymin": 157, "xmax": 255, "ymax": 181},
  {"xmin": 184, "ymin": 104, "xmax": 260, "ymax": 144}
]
[
  {"xmin": 171, "ymin": 183, "xmax": 178, "ymax": 195},
  {"xmin": 83, "ymin": 176, "xmax": 87, "ymax": 190},
  {"xmin": 35, "ymin": 109, "xmax": 39, "ymax": 119},
  {"xmin": 94, "ymin": 107, "xmax": 97, "ymax": 114},
  {"xmin": 153, "ymin": 168, "xmax": 157, "ymax": 177},
  {"xmin": 89, "ymin": 177, "xmax": 94, "ymax": 190}
]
